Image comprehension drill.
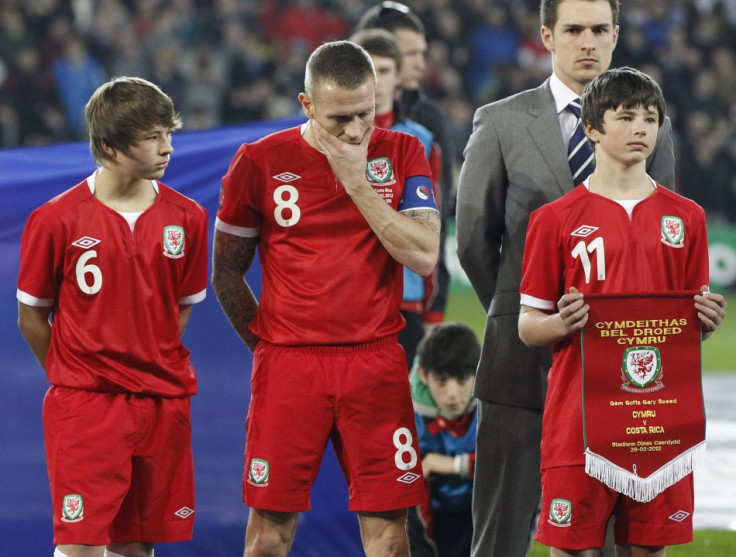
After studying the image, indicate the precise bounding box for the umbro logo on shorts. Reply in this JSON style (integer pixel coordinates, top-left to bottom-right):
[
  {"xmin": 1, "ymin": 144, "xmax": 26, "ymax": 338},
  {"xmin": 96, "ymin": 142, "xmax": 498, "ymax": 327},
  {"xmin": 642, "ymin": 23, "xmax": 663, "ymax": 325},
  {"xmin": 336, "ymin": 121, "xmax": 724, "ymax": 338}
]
[
  {"xmin": 668, "ymin": 510, "xmax": 690, "ymax": 522},
  {"xmin": 175, "ymin": 506, "xmax": 194, "ymax": 519}
]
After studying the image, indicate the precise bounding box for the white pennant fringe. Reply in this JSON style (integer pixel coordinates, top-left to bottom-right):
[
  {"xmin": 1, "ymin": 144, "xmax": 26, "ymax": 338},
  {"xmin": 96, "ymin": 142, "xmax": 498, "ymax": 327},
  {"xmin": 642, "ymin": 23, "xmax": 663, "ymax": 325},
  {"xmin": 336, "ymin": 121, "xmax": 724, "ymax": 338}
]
[{"xmin": 584, "ymin": 441, "xmax": 707, "ymax": 503}]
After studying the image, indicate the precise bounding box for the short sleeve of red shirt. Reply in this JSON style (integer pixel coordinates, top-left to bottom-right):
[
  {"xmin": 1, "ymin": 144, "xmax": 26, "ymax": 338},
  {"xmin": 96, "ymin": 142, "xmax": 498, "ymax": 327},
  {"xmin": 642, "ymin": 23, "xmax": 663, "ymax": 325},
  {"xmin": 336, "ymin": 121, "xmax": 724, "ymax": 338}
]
[
  {"xmin": 217, "ymin": 144, "xmax": 263, "ymax": 237},
  {"xmin": 178, "ymin": 194, "xmax": 209, "ymax": 304},
  {"xmin": 520, "ymin": 204, "xmax": 564, "ymax": 311},
  {"xmin": 17, "ymin": 209, "xmax": 64, "ymax": 306}
]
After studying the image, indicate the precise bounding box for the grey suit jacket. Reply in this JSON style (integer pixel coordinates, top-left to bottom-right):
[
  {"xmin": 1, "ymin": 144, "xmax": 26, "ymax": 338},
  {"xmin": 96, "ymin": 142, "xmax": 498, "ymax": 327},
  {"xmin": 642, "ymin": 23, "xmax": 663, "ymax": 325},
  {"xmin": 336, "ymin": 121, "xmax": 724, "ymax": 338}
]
[{"xmin": 456, "ymin": 78, "xmax": 675, "ymax": 410}]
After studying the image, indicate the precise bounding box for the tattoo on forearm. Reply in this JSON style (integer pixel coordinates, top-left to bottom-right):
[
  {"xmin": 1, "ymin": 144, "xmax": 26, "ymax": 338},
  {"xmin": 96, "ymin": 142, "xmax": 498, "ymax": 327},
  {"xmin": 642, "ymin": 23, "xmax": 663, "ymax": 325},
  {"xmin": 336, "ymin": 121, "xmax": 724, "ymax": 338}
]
[
  {"xmin": 406, "ymin": 209, "xmax": 441, "ymax": 237},
  {"xmin": 212, "ymin": 233, "xmax": 260, "ymax": 347}
]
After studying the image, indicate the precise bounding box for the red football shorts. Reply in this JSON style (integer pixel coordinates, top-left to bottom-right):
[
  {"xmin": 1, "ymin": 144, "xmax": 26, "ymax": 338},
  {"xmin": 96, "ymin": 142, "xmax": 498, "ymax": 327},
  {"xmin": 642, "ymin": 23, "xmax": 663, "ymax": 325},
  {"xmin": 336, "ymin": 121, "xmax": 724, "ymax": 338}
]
[
  {"xmin": 243, "ymin": 337, "xmax": 426, "ymax": 512},
  {"xmin": 537, "ymin": 465, "xmax": 694, "ymax": 550},
  {"xmin": 43, "ymin": 387, "xmax": 195, "ymax": 545}
]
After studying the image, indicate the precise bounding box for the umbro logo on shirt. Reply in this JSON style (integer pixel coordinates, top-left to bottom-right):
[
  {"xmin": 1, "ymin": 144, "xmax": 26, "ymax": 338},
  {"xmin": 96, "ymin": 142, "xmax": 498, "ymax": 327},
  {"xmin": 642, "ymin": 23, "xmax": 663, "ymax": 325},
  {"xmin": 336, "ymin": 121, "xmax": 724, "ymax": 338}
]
[
  {"xmin": 273, "ymin": 172, "xmax": 301, "ymax": 182},
  {"xmin": 71, "ymin": 236, "xmax": 101, "ymax": 249},
  {"xmin": 570, "ymin": 225, "xmax": 598, "ymax": 238}
]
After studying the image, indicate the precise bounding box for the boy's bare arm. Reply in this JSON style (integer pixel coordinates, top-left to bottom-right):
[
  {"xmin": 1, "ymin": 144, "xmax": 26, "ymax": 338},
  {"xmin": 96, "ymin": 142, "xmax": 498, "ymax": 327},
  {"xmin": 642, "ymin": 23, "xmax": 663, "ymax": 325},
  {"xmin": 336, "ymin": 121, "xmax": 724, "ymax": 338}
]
[
  {"xmin": 179, "ymin": 304, "xmax": 193, "ymax": 335},
  {"xmin": 17, "ymin": 303, "xmax": 53, "ymax": 369},
  {"xmin": 212, "ymin": 230, "xmax": 260, "ymax": 352},
  {"xmin": 518, "ymin": 287, "xmax": 589, "ymax": 348}
]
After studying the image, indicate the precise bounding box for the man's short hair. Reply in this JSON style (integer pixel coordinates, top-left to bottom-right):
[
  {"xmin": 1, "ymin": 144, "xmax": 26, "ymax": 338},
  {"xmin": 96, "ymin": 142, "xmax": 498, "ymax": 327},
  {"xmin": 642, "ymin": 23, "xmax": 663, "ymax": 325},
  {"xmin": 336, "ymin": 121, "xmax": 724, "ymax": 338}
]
[
  {"xmin": 540, "ymin": 0, "xmax": 620, "ymax": 29},
  {"xmin": 304, "ymin": 41, "xmax": 376, "ymax": 97},
  {"xmin": 355, "ymin": 1, "xmax": 425, "ymax": 36},
  {"xmin": 417, "ymin": 322, "xmax": 480, "ymax": 380},
  {"xmin": 349, "ymin": 28, "xmax": 403, "ymax": 72},
  {"xmin": 85, "ymin": 76, "xmax": 182, "ymax": 164},
  {"xmin": 581, "ymin": 66, "xmax": 666, "ymax": 131}
]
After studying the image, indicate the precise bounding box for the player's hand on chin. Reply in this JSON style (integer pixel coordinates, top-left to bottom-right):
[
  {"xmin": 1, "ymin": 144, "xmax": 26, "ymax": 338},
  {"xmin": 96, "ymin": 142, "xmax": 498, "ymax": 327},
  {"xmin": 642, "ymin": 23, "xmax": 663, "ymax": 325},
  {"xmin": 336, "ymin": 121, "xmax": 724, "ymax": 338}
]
[{"xmin": 312, "ymin": 120, "xmax": 374, "ymax": 193}]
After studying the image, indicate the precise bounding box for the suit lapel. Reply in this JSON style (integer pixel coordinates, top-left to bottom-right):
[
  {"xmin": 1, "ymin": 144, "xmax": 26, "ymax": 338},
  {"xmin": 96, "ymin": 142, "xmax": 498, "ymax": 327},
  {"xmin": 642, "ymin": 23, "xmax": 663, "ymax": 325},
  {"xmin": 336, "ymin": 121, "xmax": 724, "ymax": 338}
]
[{"xmin": 527, "ymin": 81, "xmax": 576, "ymax": 197}]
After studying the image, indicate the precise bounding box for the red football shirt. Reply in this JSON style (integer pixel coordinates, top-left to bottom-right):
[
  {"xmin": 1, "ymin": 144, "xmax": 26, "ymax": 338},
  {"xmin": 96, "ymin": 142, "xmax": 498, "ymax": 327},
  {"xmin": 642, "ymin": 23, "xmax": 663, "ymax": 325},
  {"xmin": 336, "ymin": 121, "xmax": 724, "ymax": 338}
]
[
  {"xmin": 17, "ymin": 175, "xmax": 208, "ymax": 397},
  {"xmin": 520, "ymin": 183, "xmax": 710, "ymax": 468},
  {"xmin": 216, "ymin": 125, "xmax": 436, "ymax": 345}
]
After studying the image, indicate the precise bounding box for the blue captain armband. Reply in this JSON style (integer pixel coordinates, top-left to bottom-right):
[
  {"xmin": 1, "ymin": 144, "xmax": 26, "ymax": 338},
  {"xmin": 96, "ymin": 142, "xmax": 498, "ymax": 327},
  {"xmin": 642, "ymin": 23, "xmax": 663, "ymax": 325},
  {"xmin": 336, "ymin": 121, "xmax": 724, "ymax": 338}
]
[{"xmin": 398, "ymin": 176, "xmax": 438, "ymax": 212}]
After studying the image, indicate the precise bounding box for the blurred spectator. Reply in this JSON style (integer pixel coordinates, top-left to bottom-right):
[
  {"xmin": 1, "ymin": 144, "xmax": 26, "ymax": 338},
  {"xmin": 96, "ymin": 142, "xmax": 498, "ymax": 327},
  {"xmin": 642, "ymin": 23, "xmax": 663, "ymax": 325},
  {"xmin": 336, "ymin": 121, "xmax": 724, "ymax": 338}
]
[
  {"xmin": 87, "ymin": 0, "xmax": 132, "ymax": 69},
  {"xmin": 260, "ymin": 0, "xmax": 349, "ymax": 59},
  {"xmin": 178, "ymin": 40, "xmax": 228, "ymax": 130},
  {"xmin": 108, "ymin": 26, "xmax": 152, "ymax": 79},
  {"xmin": 639, "ymin": 0, "xmax": 685, "ymax": 49},
  {"xmin": 465, "ymin": 4, "xmax": 519, "ymax": 103},
  {"xmin": 221, "ymin": 19, "xmax": 280, "ymax": 123},
  {"xmin": 679, "ymin": 109, "xmax": 733, "ymax": 218},
  {"xmin": 0, "ymin": 5, "xmax": 32, "ymax": 66},
  {"xmin": 150, "ymin": 42, "xmax": 186, "ymax": 110},
  {"xmin": 52, "ymin": 33, "xmax": 107, "ymax": 139},
  {"xmin": 2, "ymin": 43, "xmax": 67, "ymax": 145}
]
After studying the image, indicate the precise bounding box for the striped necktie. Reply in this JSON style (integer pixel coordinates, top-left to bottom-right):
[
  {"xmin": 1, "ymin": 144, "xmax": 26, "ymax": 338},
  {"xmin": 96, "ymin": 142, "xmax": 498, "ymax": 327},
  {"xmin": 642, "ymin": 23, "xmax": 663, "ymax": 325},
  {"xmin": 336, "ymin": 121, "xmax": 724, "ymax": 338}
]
[{"xmin": 567, "ymin": 99, "xmax": 595, "ymax": 185}]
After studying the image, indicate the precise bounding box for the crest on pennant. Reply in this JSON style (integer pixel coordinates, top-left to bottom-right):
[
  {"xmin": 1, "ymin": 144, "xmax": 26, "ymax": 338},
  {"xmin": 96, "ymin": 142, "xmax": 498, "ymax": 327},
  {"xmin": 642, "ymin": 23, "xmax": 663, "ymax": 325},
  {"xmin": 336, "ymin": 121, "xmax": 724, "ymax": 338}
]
[
  {"xmin": 163, "ymin": 225, "xmax": 185, "ymax": 259},
  {"xmin": 621, "ymin": 346, "xmax": 664, "ymax": 393},
  {"xmin": 548, "ymin": 498, "xmax": 572, "ymax": 527},
  {"xmin": 248, "ymin": 458, "xmax": 270, "ymax": 486},
  {"xmin": 366, "ymin": 157, "xmax": 394, "ymax": 184},
  {"xmin": 61, "ymin": 494, "xmax": 84, "ymax": 523},
  {"xmin": 661, "ymin": 216, "xmax": 684, "ymax": 248}
]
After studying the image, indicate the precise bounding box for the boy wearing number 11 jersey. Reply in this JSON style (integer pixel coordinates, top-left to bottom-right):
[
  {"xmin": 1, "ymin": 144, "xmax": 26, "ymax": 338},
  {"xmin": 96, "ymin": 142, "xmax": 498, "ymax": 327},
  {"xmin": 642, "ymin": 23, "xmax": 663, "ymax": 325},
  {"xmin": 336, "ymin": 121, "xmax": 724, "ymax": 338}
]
[
  {"xmin": 17, "ymin": 77, "xmax": 208, "ymax": 557},
  {"xmin": 518, "ymin": 67, "xmax": 726, "ymax": 556}
]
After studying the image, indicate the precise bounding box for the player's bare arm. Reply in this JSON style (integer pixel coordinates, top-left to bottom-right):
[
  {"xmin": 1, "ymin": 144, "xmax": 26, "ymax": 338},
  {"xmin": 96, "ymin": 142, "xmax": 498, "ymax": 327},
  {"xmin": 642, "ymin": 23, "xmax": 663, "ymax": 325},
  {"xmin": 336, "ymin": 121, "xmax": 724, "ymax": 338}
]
[
  {"xmin": 312, "ymin": 120, "xmax": 440, "ymax": 276},
  {"xmin": 696, "ymin": 285, "xmax": 727, "ymax": 341},
  {"xmin": 17, "ymin": 302, "xmax": 52, "ymax": 369},
  {"xmin": 405, "ymin": 208, "xmax": 441, "ymax": 236},
  {"xmin": 519, "ymin": 287, "xmax": 589, "ymax": 347},
  {"xmin": 179, "ymin": 304, "xmax": 193, "ymax": 336},
  {"xmin": 212, "ymin": 230, "xmax": 260, "ymax": 352}
]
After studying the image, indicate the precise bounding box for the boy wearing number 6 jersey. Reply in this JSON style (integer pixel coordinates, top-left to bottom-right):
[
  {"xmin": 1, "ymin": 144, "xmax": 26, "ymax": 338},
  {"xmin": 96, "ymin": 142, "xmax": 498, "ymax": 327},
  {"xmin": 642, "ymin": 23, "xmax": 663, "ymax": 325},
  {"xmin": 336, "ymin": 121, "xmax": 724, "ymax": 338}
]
[{"xmin": 17, "ymin": 76, "xmax": 208, "ymax": 557}]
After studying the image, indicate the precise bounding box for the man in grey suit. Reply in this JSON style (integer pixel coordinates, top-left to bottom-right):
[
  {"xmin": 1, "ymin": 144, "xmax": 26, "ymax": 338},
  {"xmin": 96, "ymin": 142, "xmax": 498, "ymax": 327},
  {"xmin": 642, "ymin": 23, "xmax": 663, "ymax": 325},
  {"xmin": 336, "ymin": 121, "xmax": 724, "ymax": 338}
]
[{"xmin": 455, "ymin": 1, "xmax": 675, "ymax": 556}]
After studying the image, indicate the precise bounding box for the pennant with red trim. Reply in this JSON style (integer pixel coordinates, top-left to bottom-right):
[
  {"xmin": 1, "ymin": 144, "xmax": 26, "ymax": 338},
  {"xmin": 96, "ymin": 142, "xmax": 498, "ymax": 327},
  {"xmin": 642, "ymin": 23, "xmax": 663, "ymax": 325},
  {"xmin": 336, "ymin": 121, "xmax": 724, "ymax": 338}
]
[{"xmin": 581, "ymin": 292, "xmax": 705, "ymax": 503}]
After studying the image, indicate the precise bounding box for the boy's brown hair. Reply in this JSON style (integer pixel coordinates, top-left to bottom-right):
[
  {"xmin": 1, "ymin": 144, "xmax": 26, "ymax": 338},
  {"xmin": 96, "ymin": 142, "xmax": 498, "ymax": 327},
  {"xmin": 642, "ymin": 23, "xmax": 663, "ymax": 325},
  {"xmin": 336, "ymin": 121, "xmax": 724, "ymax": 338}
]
[
  {"xmin": 417, "ymin": 321, "xmax": 480, "ymax": 380},
  {"xmin": 85, "ymin": 76, "xmax": 182, "ymax": 164},
  {"xmin": 581, "ymin": 66, "xmax": 666, "ymax": 132}
]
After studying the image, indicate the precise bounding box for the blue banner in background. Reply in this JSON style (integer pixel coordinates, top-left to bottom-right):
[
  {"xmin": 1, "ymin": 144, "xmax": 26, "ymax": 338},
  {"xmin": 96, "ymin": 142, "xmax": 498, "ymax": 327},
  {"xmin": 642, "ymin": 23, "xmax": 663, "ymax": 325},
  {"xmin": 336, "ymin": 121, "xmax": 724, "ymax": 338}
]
[{"xmin": 0, "ymin": 118, "xmax": 364, "ymax": 556}]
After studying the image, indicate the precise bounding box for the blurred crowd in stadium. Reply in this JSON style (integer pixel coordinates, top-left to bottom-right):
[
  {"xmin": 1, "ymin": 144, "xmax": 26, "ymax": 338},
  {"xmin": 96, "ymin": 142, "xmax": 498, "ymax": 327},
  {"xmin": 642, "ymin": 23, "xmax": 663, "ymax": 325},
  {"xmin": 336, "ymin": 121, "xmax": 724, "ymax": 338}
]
[{"xmin": 2, "ymin": 0, "xmax": 736, "ymax": 222}]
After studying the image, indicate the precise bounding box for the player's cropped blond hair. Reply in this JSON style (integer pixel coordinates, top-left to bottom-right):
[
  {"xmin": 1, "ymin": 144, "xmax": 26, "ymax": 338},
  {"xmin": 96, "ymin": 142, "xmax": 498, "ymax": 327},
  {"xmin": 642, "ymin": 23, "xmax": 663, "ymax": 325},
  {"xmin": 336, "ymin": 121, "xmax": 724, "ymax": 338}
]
[{"xmin": 304, "ymin": 41, "xmax": 376, "ymax": 98}]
